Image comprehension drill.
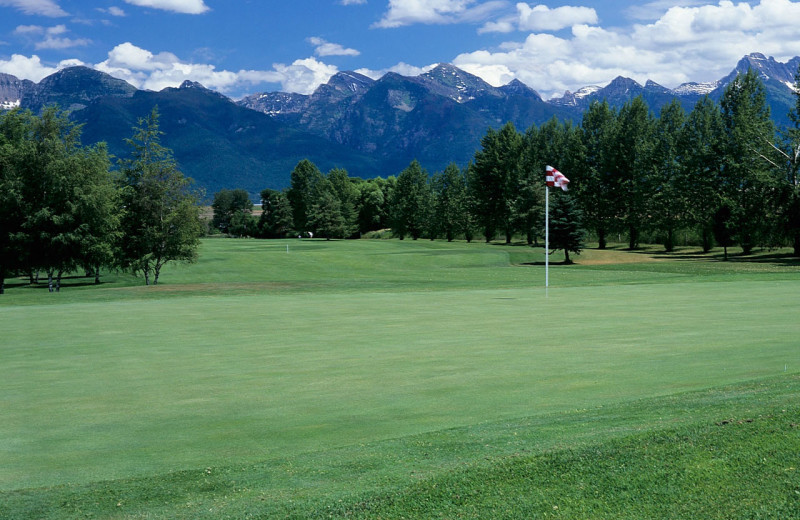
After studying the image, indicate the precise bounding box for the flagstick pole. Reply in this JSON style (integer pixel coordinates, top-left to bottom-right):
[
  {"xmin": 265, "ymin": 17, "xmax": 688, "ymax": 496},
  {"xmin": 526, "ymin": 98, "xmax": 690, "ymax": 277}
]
[{"xmin": 545, "ymin": 185, "xmax": 549, "ymax": 297}]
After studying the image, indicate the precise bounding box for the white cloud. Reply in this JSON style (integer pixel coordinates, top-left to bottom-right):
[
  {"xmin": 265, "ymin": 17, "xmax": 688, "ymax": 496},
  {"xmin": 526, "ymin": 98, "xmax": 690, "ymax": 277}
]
[
  {"xmin": 308, "ymin": 37, "xmax": 360, "ymax": 57},
  {"xmin": 0, "ymin": 54, "xmax": 85, "ymax": 81},
  {"xmin": 122, "ymin": 0, "xmax": 209, "ymax": 14},
  {"xmin": 97, "ymin": 6, "xmax": 127, "ymax": 16},
  {"xmin": 0, "ymin": 0, "xmax": 67, "ymax": 17},
  {"xmin": 272, "ymin": 57, "xmax": 340, "ymax": 94},
  {"xmin": 516, "ymin": 4, "xmax": 598, "ymax": 31},
  {"xmin": 355, "ymin": 62, "xmax": 437, "ymax": 80},
  {"xmin": 455, "ymin": 0, "xmax": 800, "ymax": 99},
  {"xmin": 13, "ymin": 24, "xmax": 91, "ymax": 50},
  {"xmin": 92, "ymin": 42, "xmax": 337, "ymax": 95},
  {"xmin": 341, "ymin": 0, "xmax": 366, "ymax": 4},
  {"xmin": 374, "ymin": 0, "xmax": 505, "ymax": 28},
  {"xmin": 14, "ymin": 25, "xmax": 46, "ymax": 35}
]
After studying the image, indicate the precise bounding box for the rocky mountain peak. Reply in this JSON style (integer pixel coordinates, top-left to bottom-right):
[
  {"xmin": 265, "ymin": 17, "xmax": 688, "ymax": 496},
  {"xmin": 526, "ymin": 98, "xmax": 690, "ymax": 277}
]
[{"xmin": 420, "ymin": 63, "xmax": 500, "ymax": 102}]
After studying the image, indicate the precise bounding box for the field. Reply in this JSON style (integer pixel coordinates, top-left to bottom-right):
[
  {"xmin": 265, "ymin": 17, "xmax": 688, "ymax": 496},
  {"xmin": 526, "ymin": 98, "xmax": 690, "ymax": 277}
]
[{"xmin": 1, "ymin": 238, "xmax": 799, "ymax": 518}]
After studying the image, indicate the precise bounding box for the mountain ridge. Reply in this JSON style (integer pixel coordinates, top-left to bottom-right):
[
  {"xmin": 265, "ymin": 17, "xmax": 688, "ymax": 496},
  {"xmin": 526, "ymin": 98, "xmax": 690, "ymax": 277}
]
[{"xmin": 1, "ymin": 52, "xmax": 798, "ymax": 194}]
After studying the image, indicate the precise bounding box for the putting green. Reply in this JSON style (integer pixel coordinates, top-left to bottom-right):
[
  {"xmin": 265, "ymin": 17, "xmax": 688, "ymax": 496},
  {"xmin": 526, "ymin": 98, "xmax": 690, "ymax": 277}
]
[{"xmin": 2, "ymin": 248, "xmax": 797, "ymax": 490}]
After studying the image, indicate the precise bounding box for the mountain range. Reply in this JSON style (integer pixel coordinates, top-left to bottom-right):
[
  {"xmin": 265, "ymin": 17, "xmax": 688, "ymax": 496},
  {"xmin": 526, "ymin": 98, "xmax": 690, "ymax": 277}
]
[{"xmin": 1, "ymin": 52, "xmax": 798, "ymax": 196}]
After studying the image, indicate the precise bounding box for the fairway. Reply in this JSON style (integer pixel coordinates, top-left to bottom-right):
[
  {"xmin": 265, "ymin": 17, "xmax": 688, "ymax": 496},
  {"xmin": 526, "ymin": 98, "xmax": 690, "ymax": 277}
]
[{"xmin": 1, "ymin": 239, "xmax": 799, "ymax": 512}]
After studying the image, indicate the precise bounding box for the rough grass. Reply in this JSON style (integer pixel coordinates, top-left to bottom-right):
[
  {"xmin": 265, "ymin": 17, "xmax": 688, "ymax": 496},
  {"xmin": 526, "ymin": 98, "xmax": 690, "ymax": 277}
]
[{"xmin": 1, "ymin": 238, "xmax": 799, "ymax": 518}]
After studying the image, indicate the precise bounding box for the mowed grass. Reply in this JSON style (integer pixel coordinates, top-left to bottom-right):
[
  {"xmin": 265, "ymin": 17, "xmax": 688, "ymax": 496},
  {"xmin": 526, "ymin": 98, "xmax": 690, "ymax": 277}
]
[{"xmin": 1, "ymin": 238, "xmax": 799, "ymax": 517}]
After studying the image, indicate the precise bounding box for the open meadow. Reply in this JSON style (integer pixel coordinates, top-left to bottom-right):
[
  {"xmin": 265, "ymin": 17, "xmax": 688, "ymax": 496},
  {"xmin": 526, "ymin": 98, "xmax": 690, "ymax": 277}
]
[{"xmin": 1, "ymin": 238, "xmax": 799, "ymax": 518}]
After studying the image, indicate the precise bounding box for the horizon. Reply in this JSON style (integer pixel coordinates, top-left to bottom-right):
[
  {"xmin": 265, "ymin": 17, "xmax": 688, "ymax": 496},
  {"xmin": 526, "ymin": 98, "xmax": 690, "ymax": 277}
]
[{"xmin": 4, "ymin": 52, "xmax": 797, "ymax": 103}]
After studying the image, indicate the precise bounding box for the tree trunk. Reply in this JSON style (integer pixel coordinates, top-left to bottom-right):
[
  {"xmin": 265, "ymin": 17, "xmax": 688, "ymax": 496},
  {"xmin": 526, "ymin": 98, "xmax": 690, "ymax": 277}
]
[
  {"xmin": 144, "ymin": 268, "xmax": 150, "ymax": 286},
  {"xmin": 564, "ymin": 249, "xmax": 571, "ymax": 264},
  {"xmin": 56, "ymin": 269, "xmax": 63, "ymax": 292},
  {"xmin": 723, "ymin": 245, "xmax": 728, "ymax": 261},
  {"xmin": 664, "ymin": 228, "xmax": 674, "ymax": 252},
  {"xmin": 94, "ymin": 265, "xmax": 101, "ymax": 284},
  {"xmin": 47, "ymin": 268, "xmax": 54, "ymax": 293},
  {"xmin": 794, "ymin": 232, "xmax": 800, "ymax": 257},
  {"xmin": 597, "ymin": 228, "xmax": 607, "ymax": 249},
  {"xmin": 0, "ymin": 265, "xmax": 5, "ymax": 295},
  {"xmin": 702, "ymin": 227, "xmax": 713, "ymax": 253},
  {"xmin": 628, "ymin": 226, "xmax": 639, "ymax": 250}
]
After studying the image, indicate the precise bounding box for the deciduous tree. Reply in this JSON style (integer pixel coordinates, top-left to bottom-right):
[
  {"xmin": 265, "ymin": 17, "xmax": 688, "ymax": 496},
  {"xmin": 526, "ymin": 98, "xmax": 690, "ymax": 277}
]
[{"xmin": 117, "ymin": 107, "xmax": 203, "ymax": 285}]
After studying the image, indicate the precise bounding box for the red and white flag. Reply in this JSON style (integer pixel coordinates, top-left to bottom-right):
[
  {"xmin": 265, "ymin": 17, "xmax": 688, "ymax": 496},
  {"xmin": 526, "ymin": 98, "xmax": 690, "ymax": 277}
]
[{"xmin": 546, "ymin": 165, "xmax": 569, "ymax": 191}]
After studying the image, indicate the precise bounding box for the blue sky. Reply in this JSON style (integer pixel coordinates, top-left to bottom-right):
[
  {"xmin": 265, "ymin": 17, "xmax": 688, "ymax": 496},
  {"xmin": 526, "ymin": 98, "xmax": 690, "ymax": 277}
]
[{"xmin": 2, "ymin": 0, "xmax": 800, "ymax": 100}]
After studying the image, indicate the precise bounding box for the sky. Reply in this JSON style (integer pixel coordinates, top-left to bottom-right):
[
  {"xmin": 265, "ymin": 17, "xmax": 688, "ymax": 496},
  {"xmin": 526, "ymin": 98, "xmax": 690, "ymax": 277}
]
[{"xmin": 1, "ymin": 0, "xmax": 800, "ymax": 100}]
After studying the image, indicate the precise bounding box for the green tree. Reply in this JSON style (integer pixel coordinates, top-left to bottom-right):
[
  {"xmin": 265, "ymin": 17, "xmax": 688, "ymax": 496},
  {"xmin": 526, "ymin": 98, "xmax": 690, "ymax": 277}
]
[
  {"xmin": 713, "ymin": 204, "xmax": 736, "ymax": 261},
  {"xmin": 720, "ymin": 70, "xmax": 780, "ymax": 254},
  {"xmin": 0, "ymin": 109, "xmax": 30, "ymax": 294},
  {"xmin": 117, "ymin": 107, "xmax": 203, "ymax": 285},
  {"xmin": 548, "ymin": 191, "xmax": 586, "ymax": 264},
  {"xmin": 286, "ymin": 159, "xmax": 323, "ymax": 234},
  {"xmin": 650, "ymin": 100, "xmax": 687, "ymax": 251},
  {"xmin": 327, "ymin": 168, "xmax": 359, "ymax": 238},
  {"xmin": 470, "ymin": 122, "xmax": 523, "ymax": 243},
  {"xmin": 680, "ymin": 96, "xmax": 725, "ymax": 252},
  {"xmin": 614, "ymin": 97, "xmax": 655, "ymax": 249},
  {"xmin": 390, "ymin": 160, "xmax": 430, "ymax": 240},
  {"xmin": 212, "ymin": 188, "xmax": 253, "ymax": 235},
  {"xmin": 431, "ymin": 163, "xmax": 467, "ymax": 242},
  {"xmin": 356, "ymin": 180, "xmax": 386, "ymax": 235},
  {"xmin": 308, "ymin": 178, "xmax": 346, "ymax": 239},
  {"xmin": 72, "ymin": 142, "xmax": 120, "ymax": 285},
  {"xmin": 17, "ymin": 107, "xmax": 118, "ymax": 291},
  {"xmin": 258, "ymin": 188, "xmax": 294, "ymax": 238},
  {"xmin": 776, "ymin": 64, "xmax": 800, "ymax": 255},
  {"xmin": 577, "ymin": 101, "xmax": 618, "ymax": 249}
]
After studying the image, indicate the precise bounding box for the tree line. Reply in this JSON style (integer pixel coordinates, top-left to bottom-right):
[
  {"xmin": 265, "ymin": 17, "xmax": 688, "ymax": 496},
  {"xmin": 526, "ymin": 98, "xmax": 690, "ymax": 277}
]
[
  {"xmin": 214, "ymin": 68, "xmax": 800, "ymax": 260},
  {"xmin": 0, "ymin": 106, "xmax": 203, "ymax": 293}
]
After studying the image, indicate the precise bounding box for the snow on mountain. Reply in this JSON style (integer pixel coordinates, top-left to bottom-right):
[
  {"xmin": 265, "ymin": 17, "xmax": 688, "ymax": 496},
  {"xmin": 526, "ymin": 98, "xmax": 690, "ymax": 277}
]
[{"xmin": 672, "ymin": 81, "xmax": 719, "ymax": 96}]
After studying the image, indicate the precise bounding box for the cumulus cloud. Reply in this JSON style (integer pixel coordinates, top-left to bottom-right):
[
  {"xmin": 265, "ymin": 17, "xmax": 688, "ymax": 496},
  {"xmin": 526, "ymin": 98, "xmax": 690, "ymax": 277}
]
[
  {"xmin": 0, "ymin": 0, "xmax": 67, "ymax": 17},
  {"xmin": 374, "ymin": 0, "xmax": 506, "ymax": 28},
  {"xmin": 516, "ymin": 4, "xmax": 598, "ymax": 31},
  {"xmin": 0, "ymin": 54, "xmax": 85, "ymax": 81},
  {"xmin": 355, "ymin": 62, "xmax": 437, "ymax": 80},
  {"xmin": 456, "ymin": 0, "xmax": 800, "ymax": 99},
  {"xmin": 308, "ymin": 37, "xmax": 360, "ymax": 57},
  {"xmin": 122, "ymin": 0, "xmax": 209, "ymax": 14},
  {"xmin": 479, "ymin": 3, "xmax": 598, "ymax": 34},
  {"xmin": 91, "ymin": 42, "xmax": 339, "ymax": 95}
]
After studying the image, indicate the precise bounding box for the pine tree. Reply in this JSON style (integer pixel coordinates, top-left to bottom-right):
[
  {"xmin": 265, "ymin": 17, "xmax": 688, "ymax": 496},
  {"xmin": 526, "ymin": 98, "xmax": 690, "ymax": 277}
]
[
  {"xmin": 549, "ymin": 191, "xmax": 586, "ymax": 264},
  {"xmin": 390, "ymin": 160, "xmax": 430, "ymax": 240},
  {"xmin": 431, "ymin": 163, "xmax": 467, "ymax": 242},
  {"xmin": 470, "ymin": 122, "xmax": 523, "ymax": 243},
  {"xmin": 720, "ymin": 70, "xmax": 780, "ymax": 254},
  {"xmin": 614, "ymin": 97, "xmax": 655, "ymax": 249},
  {"xmin": 680, "ymin": 96, "xmax": 725, "ymax": 252},
  {"xmin": 651, "ymin": 100, "xmax": 687, "ymax": 252},
  {"xmin": 577, "ymin": 101, "xmax": 618, "ymax": 249}
]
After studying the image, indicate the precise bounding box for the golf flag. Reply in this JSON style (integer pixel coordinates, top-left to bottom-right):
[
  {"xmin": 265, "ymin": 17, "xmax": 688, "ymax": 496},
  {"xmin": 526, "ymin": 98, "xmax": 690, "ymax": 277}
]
[{"xmin": 546, "ymin": 165, "xmax": 569, "ymax": 191}]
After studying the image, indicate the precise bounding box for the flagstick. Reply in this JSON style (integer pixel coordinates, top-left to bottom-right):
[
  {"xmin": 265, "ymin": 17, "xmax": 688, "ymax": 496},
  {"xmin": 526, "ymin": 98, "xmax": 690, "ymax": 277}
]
[{"xmin": 545, "ymin": 185, "xmax": 549, "ymax": 298}]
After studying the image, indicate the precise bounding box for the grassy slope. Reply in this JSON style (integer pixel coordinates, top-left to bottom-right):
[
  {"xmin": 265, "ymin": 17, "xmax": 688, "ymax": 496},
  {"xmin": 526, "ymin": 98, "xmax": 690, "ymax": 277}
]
[{"xmin": 1, "ymin": 239, "xmax": 799, "ymax": 517}]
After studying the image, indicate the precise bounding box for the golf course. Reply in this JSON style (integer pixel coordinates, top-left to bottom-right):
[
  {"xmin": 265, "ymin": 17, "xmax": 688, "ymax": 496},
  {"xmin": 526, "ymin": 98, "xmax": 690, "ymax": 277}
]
[{"xmin": 1, "ymin": 238, "xmax": 799, "ymax": 518}]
